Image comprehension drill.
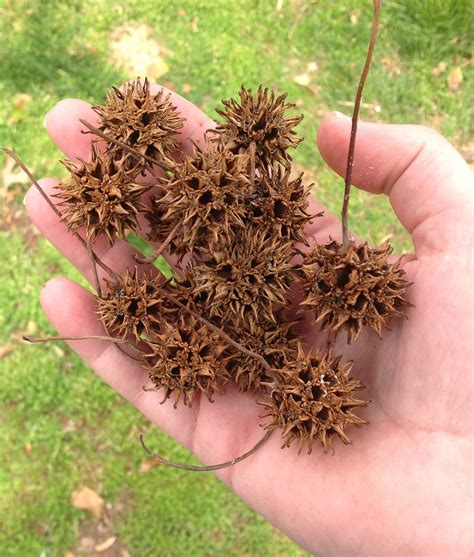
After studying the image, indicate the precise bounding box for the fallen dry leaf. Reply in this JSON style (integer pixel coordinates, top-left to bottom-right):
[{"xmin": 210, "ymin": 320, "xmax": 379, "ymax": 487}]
[
  {"xmin": 447, "ymin": 66, "xmax": 463, "ymax": 91},
  {"xmin": 178, "ymin": 8, "xmax": 185, "ymax": 16},
  {"xmin": 109, "ymin": 23, "xmax": 170, "ymax": 80},
  {"xmin": 95, "ymin": 536, "xmax": 117, "ymax": 553},
  {"xmin": 293, "ymin": 73, "xmax": 310, "ymax": 87},
  {"xmin": 0, "ymin": 343, "xmax": 15, "ymax": 358},
  {"xmin": 13, "ymin": 93, "xmax": 33, "ymax": 110},
  {"xmin": 306, "ymin": 61, "xmax": 319, "ymax": 73},
  {"xmin": 24, "ymin": 442, "xmax": 32, "ymax": 456},
  {"xmin": 381, "ymin": 55, "xmax": 402, "ymax": 77},
  {"xmin": 26, "ymin": 320, "xmax": 38, "ymax": 335},
  {"xmin": 1, "ymin": 156, "xmax": 30, "ymax": 194},
  {"xmin": 350, "ymin": 11, "xmax": 360, "ymax": 25},
  {"xmin": 139, "ymin": 458, "xmax": 160, "ymax": 473},
  {"xmin": 71, "ymin": 486, "xmax": 105, "ymax": 518},
  {"xmin": 182, "ymin": 83, "xmax": 192, "ymax": 94},
  {"xmin": 432, "ymin": 61, "xmax": 447, "ymax": 76},
  {"xmin": 191, "ymin": 16, "xmax": 199, "ymax": 32}
]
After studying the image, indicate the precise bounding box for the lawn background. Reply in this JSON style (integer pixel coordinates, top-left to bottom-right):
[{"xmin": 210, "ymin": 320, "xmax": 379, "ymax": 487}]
[{"xmin": 0, "ymin": 1, "xmax": 472, "ymax": 556}]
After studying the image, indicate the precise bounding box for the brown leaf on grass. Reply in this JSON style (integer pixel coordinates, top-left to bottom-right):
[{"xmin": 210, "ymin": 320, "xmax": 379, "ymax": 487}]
[
  {"xmin": 71, "ymin": 487, "xmax": 105, "ymax": 518},
  {"xmin": 447, "ymin": 67, "xmax": 463, "ymax": 91},
  {"xmin": 24, "ymin": 442, "xmax": 32, "ymax": 456},
  {"xmin": 13, "ymin": 93, "xmax": 33, "ymax": 110},
  {"xmin": 0, "ymin": 343, "xmax": 15, "ymax": 358},
  {"xmin": 381, "ymin": 55, "xmax": 402, "ymax": 77},
  {"xmin": 139, "ymin": 458, "xmax": 160, "ymax": 473},
  {"xmin": 109, "ymin": 23, "xmax": 170, "ymax": 80},
  {"xmin": 432, "ymin": 61, "xmax": 447, "ymax": 76},
  {"xmin": 95, "ymin": 536, "xmax": 117, "ymax": 552},
  {"xmin": 293, "ymin": 73, "xmax": 310, "ymax": 86},
  {"xmin": 350, "ymin": 11, "xmax": 360, "ymax": 25},
  {"xmin": 1, "ymin": 157, "xmax": 30, "ymax": 194},
  {"xmin": 182, "ymin": 83, "xmax": 192, "ymax": 94},
  {"xmin": 191, "ymin": 16, "xmax": 199, "ymax": 32}
]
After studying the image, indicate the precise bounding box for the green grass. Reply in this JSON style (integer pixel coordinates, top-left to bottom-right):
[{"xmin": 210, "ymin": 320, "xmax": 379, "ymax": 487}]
[{"xmin": 0, "ymin": 0, "xmax": 472, "ymax": 555}]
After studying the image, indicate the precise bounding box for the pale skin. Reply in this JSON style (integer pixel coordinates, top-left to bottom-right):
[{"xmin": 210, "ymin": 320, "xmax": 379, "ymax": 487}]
[{"xmin": 25, "ymin": 86, "xmax": 473, "ymax": 556}]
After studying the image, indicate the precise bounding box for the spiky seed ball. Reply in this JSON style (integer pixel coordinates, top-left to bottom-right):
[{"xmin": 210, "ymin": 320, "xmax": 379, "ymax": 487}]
[
  {"xmin": 212, "ymin": 85, "xmax": 303, "ymax": 168},
  {"xmin": 97, "ymin": 268, "xmax": 176, "ymax": 340},
  {"xmin": 260, "ymin": 347, "xmax": 368, "ymax": 453},
  {"xmin": 92, "ymin": 78, "xmax": 184, "ymax": 172},
  {"xmin": 225, "ymin": 318, "xmax": 299, "ymax": 392},
  {"xmin": 300, "ymin": 240, "xmax": 412, "ymax": 344},
  {"xmin": 142, "ymin": 315, "xmax": 230, "ymax": 407},
  {"xmin": 250, "ymin": 166, "xmax": 319, "ymax": 244},
  {"xmin": 184, "ymin": 228, "xmax": 295, "ymax": 333},
  {"xmin": 147, "ymin": 142, "xmax": 250, "ymax": 258},
  {"xmin": 55, "ymin": 147, "xmax": 149, "ymax": 244}
]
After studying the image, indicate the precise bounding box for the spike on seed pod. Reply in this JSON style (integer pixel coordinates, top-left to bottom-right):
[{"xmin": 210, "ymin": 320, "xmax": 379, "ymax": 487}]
[
  {"xmin": 92, "ymin": 78, "xmax": 184, "ymax": 172},
  {"xmin": 260, "ymin": 347, "xmax": 368, "ymax": 453},
  {"xmin": 142, "ymin": 314, "xmax": 230, "ymax": 407},
  {"xmin": 97, "ymin": 267, "xmax": 177, "ymax": 340},
  {"xmin": 299, "ymin": 240, "xmax": 412, "ymax": 344},
  {"xmin": 211, "ymin": 85, "xmax": 303, "ymax": 169},
  {"xmin": 54, "ymin": 146, "xmax": 150, "ymax": 244}
]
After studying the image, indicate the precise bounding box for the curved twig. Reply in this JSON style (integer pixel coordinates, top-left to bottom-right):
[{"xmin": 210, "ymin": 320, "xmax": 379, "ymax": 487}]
[{"xmin": 138, "ymin": 430, "xmax": 272, "ymax": 472}]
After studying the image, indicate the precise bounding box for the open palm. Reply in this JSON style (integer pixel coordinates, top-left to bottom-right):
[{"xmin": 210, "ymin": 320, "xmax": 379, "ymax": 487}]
[{"xmin": 26, "ymin": 88, "xmax": 473, "ymax": 556}]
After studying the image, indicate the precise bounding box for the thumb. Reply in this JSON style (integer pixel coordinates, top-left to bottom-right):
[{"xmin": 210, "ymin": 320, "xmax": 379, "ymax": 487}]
[{"xmin": 317, "ymin": 112, "xmax": 473, "ymax": 256}]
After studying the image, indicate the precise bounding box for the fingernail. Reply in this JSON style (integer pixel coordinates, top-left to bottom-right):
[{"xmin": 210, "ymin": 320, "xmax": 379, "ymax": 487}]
[{"xmin": 334, "ymin": 111, "xmax": 350, "ymax": 120}]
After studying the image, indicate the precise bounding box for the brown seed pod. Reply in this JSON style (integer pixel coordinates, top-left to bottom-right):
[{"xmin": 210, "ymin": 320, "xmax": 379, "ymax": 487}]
[
  {"xmin": 97, "ymin": 267, "xmax": 176, "ymax": 340},
  {"xmin": 300, "ymin": 240, "xmax": 412, "ymax": 343},
  {"xmin": 260, "ymin": 347, "xmax": 368, "ymax": 453},
  {"xmin": 142, "ymin": 314, "xmax": 230, "ymax": 407},
  {"xmin": 225, "ymin": 317, "xmax": 299, "ymax": 392},
  {"xmin": 249, "ymin": 165, "xmax": 319, "ymax": 244},
  {"xmin": 55, "ymin": 146, "xmax": 149, "ymax": 244},
  {"xmin": 147, "ymin": 141, "xmax": 250, "ymax": 258},
  {"xmin": 183, "ymin": 227, "xmax": 295, "ymax": 333},
  {"xmin": 92, "ymin": 78, "xmax": 184, "ymax": 172},
  {"xmin": 212, "ymin": 85, "xmax": 303, "ymax": 168}
]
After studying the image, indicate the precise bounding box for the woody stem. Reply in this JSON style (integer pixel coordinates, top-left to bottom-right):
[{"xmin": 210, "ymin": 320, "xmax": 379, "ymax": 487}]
[
  {"xmin": 341, "ymin": 0, "xmax": 381, "ymax": 249},
  {"xmin": 138, "ymin": 430, "xmax": 272, "ymax": 472}
]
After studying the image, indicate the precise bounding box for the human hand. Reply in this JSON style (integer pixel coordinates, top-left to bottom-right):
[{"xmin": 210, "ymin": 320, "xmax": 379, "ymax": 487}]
[{"xmin": 25, "ymin": 87, "xmax": 473, "ymax": 556}]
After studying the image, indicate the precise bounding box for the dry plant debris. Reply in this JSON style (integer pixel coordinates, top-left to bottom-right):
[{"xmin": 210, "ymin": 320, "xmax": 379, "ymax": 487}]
[{"xmin": 12, "ymin": 1, "xmax": 412, "ymax": 467}]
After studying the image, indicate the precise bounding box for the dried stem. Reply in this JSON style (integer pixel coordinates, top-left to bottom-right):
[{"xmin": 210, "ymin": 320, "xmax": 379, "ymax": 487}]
[
  {"xmin": 2, "ymin": 148, "xmax": 119, "ymax": 281},
  {"xmin": 23, "ymin": 335, "xmax": 129, "ymax": 344},
  {"xmin": 134, "ymin": 221, "xmax": 181, "ymax": 265},
  {"xmin": 79, "ymin": 119, "xmax": 171, "ymax": 174},
  {"xmin": 138, "ymin": 430, "xmax": 272, "ymax": 472},
  {"xmin": 163, "ymin": 291, "xmax": 273, "ymax": 372},
  {"xmin": 87, "ymin": 237, "xmax": 102, "ymax": 297},
  {"xmin": 341, "ymin": 0, "xmax": 381, "ymax": 249}
]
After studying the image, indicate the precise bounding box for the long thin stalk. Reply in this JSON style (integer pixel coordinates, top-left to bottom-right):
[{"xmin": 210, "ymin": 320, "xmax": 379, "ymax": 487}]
[
  {"xmin": 341, "ymin": 0, "xmax": 381, "ymax": 249},
  {"xmin": 138, "ymin": 430, "xmax": 272, "ymax": 472}
]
